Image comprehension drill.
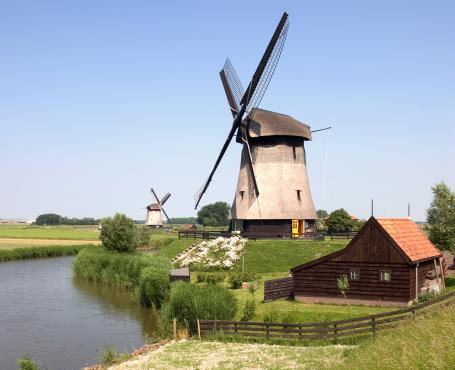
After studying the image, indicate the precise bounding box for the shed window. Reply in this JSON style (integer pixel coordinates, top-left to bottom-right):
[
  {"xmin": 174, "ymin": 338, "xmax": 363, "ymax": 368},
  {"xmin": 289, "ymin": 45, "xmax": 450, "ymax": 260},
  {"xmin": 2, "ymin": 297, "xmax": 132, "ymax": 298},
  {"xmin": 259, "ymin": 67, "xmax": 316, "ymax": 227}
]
[
  {"xmin": 380, "ymin": 270, "xmax": 391, "ymax": 282},
  {"xmin": 349, "ymin": 269, "xmax": 360, "ymax": 280}
]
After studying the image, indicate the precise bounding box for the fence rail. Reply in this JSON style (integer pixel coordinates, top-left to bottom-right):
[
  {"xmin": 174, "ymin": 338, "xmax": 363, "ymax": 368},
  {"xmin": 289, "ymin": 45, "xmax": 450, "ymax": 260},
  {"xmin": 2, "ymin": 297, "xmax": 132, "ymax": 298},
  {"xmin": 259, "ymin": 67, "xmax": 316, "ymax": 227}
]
[
  {"xmin": 178, "ymin": 230, "xmax": 230, "ymax": 240},
  {"xmin": 328, "ymin": 231, "xmax": 358, "ymax": 240},
  {"xmin": 199, "ymin": 290, "xmax": 455, "ymax": 341},
  {"xmin": 264, "ymin": 277, "xmax": 293, "ymax": 301}
]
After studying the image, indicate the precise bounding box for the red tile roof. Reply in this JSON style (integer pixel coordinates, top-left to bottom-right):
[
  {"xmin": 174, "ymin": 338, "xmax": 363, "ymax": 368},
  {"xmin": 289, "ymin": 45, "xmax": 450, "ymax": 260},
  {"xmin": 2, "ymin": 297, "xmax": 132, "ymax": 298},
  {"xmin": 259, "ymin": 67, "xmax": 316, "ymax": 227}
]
[{"xmin": 376, "ymin": 218, "xmax": 441, "ymax": 262}]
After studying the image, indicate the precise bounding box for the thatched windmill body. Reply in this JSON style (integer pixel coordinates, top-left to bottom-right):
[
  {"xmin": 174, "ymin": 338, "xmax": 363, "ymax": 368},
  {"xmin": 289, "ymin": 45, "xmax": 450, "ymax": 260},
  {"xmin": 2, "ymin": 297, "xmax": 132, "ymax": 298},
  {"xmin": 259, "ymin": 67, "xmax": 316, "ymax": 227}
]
[
  {"xmin": 145, "ymin": 188, "xmax": 171, "ymax": 227},
  {"xmin": 195, "ymin": 13, "xmax": 320, "ymax": 237}
]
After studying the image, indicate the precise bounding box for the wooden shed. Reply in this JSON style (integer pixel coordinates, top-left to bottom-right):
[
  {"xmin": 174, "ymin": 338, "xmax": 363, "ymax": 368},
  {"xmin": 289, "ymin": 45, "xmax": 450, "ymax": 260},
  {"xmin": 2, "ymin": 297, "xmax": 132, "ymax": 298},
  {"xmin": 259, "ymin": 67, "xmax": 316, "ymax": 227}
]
[{"xmin": 291, "ymin": 217, "xmax": 443, "ymax": 307}]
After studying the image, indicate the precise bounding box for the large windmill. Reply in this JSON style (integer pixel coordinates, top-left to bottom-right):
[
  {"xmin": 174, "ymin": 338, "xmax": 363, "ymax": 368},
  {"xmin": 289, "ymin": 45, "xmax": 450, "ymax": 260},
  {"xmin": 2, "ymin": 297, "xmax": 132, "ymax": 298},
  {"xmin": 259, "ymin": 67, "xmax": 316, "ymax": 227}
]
[
  {"xmin": 145, "ymin": 188, "xmax": 171, "ymax": 227},
  {"xmin": 194, "ymin": 12, "xmax": 319, "ymax": 238}
]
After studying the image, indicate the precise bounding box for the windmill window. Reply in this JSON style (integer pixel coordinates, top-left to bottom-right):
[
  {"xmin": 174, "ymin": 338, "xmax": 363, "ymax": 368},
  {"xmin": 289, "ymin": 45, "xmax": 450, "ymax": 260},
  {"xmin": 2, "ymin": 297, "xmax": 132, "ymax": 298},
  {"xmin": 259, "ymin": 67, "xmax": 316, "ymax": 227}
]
[
  {"xmin": 380, "ymin": 270, "xmax": 391, "ymax": 282},
  {"xmin": 296, "ymin": 190, "xmax": 301, "ymax": 201},
  {"xmin": 350, "ymin": 269, "xmax": 360, "ymax": 281},
  {"xmin": 292, "ymin": 146, "xmax": 297, "ymax": 160},
  {"xmin": 240, "ymin": 191, "xmax": 245, "ymax": 201}
]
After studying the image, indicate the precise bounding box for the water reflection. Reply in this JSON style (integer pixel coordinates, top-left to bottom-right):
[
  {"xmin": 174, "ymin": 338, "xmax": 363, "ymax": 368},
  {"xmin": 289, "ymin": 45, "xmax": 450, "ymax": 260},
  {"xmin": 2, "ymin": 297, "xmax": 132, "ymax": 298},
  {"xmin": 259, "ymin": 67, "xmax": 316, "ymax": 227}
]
[{"xmin": 0, "ymin": 256, "xmax": 156, "ymax": 370}]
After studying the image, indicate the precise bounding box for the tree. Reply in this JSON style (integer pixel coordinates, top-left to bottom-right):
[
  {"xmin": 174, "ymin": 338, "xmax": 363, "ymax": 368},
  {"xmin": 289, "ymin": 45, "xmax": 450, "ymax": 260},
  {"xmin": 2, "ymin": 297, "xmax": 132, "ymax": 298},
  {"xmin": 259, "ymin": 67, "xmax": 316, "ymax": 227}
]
[
  {"xmin": 197, "ymin": 202, "xmax": 230, "ymax": 227},
  {"xmin": 427, "ymin": 182, "xmax": 455, "ymax": 253},
  {"xmin": 35, "ymin": 213, "xmax": 62, "ymax": 225},
  {"xmin": 326, "ymin": 209, "xmax": 354, "ymax": 233},
  {"xmin": 337, "ymin": 275, "xmax": 352, "ymax": 318},
  {"xmin": 316, "ymin": 209, "xmax": 328, "ymax": 219},
  {"xmin": 100, "ymin": 213, "xmax": 137, "ymax": 252}
]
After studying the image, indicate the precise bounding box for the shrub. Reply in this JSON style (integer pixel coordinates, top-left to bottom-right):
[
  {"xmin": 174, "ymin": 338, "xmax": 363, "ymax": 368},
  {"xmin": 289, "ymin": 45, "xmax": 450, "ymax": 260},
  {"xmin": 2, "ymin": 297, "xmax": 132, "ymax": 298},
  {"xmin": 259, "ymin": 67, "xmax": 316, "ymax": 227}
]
[
  {"xmin": 100, "ymin": 345, "xmax": 120, "ymax": 365},
  {"xmin": 229, "ymin": 272, "xmax": 259, "ymax": 289},
  {"xmin": 196, "ymin": 272, "xmax": 206, "ymax": 283},
  {"xmin": 100, "ymin": 213, "xmax": 137, "ymax": 252},
  {"xmin": 240, "ymin": 299, "xmax": 256, "ymax": 321},
  {"xmin": 136, "ymin": 264, "xmax": 170, "ymax": 308},
  {"xmin": 16, "ymin": 354, "xmax": 40, "ymax": 370},
  {"xmin": 204, "ymin": 273, "xmax": 226, "ymax": 284},
  {"xmin": 262, "ymin": 310, "xmax": 280, "ymax": 323},
  {"xmin": 168, "ymin": 282, "xmax": 237, "ymax": 330},
  {"xmin": 173, "ymin": 236, "xmax": 247, "ymax": 270},
  {"xmin": 136, "ymin": 225, "xmax": 152, "ymax": 248},
  {"xmin": 417, "ymin": 291, "xmax": 438, "ymax": 303}
]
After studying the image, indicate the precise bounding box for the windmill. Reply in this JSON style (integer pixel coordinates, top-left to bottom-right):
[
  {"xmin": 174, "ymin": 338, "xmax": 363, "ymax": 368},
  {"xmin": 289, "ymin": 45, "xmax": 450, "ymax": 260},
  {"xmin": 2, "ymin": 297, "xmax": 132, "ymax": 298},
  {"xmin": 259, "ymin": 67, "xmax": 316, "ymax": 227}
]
[
  {"xmin": 145, "ymin": 188, "xmax": 171, "ymax": 227},
  {"xmin": 194, "ymin": 12, "xmax": 322, "ymax": 238}
]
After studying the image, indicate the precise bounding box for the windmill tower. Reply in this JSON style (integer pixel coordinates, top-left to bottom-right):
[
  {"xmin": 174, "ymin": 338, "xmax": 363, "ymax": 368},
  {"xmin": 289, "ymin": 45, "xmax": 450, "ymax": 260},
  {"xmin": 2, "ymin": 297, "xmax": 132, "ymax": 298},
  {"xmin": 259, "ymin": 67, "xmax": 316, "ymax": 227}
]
[
  {"xmin": 195, "ymin": 13, "xmax": 324, "ymax": 238},
  {"xmin": 145, "ymin": 188, "xmax": 172, "ymax": 227}
]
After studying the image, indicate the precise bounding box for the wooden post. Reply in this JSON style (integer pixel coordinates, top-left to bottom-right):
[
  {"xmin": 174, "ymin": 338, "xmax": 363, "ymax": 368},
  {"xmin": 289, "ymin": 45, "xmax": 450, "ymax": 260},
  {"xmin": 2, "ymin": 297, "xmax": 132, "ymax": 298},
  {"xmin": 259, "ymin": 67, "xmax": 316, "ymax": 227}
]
[
  {"xmin": 415, "ymin": 262, "xmax": 419, "ymax": 301},
  {"xmin": 439, "ymin": 258, "xmax": 446, "ymax": 290},
  {"xmin": 173, "ymin": 318, "xmax": 177, "ymax": 339},
  {"xmin": 333, "ymin": 323, "xmax": 337, "ymax": 344},
  {"xmin": 434, "ymin": 258, "xmax": 442, "ymax": 292},
  {"xmin": 197, "ymin": 319, "xmax": 201, "ymax": 340},
  {"xmin": 372, "ymin": 318, "xmax": 376, "ymax": 336},
  {"xmin": 266, "ymin": 324, "xmax": 270, "ymax": 340}
]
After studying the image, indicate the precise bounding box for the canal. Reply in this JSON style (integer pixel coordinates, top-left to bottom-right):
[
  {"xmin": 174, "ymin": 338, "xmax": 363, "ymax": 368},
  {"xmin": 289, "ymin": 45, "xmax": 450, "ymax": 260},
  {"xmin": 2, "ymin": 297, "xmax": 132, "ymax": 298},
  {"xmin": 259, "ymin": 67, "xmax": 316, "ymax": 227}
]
[{"xmin": 0, "ymin": 256, "xmax": 155, "ymax": 369}]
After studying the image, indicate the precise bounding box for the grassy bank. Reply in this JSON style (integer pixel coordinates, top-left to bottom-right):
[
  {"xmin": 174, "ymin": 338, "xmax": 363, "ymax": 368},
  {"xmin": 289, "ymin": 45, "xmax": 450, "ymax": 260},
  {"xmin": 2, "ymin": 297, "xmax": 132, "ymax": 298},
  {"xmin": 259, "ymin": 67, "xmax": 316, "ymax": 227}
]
[
  {"xmin": 335, "ymin": 302, "xmax": 455, "ymax": 369},
  {"xmin": 0, "ymin": 244, "xmax": 95, "ymax": 262}
]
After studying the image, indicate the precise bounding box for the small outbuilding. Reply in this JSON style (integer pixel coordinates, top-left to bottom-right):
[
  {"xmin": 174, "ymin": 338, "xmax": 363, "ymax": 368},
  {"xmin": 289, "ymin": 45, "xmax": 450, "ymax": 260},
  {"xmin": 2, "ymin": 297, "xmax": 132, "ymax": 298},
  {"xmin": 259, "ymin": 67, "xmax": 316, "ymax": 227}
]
[{"xmin": 291, "ymin": 217, "xmax": 443, "ymax": 307}]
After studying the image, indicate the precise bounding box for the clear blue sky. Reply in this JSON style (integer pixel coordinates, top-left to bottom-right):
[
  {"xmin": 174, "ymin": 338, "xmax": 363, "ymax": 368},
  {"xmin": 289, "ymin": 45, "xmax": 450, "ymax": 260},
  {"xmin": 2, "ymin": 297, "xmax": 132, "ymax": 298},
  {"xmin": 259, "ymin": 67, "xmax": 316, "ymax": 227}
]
[{"xmin": 1, "ymin": 0, "xmax": 454, "ymax": 221}]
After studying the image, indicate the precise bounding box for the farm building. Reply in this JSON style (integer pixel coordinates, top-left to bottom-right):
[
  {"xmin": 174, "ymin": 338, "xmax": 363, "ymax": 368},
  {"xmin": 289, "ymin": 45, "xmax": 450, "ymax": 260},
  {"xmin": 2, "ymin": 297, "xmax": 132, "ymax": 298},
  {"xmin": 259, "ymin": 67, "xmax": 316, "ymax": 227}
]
[{"xmin": 291, "ymin": 217, "xmax": 443, "ymax": 307}]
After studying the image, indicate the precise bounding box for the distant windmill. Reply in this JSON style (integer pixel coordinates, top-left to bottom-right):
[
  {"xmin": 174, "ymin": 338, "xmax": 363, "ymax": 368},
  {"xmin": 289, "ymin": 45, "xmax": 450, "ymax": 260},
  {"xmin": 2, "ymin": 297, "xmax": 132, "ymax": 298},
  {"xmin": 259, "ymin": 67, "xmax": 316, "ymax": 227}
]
[
  {"xmin": 145, "ymin": 188, "xmax": 171, "ymax": 227},
  {"xmin": 194, "ymin": 12, "xmax": 326, "ymax": 237}
]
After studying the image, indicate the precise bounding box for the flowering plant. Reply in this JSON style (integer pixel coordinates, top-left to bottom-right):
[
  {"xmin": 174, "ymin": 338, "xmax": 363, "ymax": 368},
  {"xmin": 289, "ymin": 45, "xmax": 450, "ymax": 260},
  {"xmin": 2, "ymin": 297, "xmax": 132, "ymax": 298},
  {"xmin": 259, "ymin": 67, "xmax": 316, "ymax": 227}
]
[{"xmin": 173, "ymin": 236, "xmax": 247, "ymax": 270}]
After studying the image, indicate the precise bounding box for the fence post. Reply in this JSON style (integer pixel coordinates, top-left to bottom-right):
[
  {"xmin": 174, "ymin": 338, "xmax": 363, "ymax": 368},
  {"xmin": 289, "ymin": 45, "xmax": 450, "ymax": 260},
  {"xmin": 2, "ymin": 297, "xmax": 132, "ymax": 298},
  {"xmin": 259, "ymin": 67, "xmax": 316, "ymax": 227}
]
[
  {"xmin": 173, "ymin": 318, "xmax": 177, "ymax": 339},
  {"xmin": 372, "ymin": 318, "xmax": 376, "ymax": 337},
  {"xmin": 333, "ymin": 323, "xmax": 337, "ymax": 344},
  {"xmin": 266, "ymin": 324, "xmax": 270, "ymax": 340},
  {"xmin": 197, "ymin": 319, "xmax": 201, "ymax": 340},
  {"xmin": 299, "ymin": 325, "xmax": 302, "ymax": 341},
  {"xmin": 234, "ymin": 322, "xmax": 238, "ymax": 334}
]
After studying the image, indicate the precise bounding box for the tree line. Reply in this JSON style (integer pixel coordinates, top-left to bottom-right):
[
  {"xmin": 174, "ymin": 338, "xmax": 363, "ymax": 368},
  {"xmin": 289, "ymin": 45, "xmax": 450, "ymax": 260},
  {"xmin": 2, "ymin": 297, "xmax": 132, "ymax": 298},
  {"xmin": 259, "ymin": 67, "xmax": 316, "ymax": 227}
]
[{"xmin": 35, "ymin": 213, "xmax": 100, "ymax": 226}]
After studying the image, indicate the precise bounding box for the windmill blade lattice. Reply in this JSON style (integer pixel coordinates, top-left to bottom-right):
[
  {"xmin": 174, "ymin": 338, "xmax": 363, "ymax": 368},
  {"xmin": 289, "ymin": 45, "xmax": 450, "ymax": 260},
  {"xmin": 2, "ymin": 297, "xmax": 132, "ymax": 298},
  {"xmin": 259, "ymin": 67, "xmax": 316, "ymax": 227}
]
[{"xmin": 246, "ymin": 18, "xmax": 289, "ymax": 115}]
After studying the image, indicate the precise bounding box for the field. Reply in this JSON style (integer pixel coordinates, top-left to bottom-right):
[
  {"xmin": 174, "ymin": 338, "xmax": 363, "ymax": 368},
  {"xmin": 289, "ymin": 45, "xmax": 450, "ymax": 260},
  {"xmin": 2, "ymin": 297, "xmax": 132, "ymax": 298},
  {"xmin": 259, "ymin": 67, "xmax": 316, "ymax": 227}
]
[{"xmin": 0, "ymin": 224, "xmax": 99, "ymax": 241}]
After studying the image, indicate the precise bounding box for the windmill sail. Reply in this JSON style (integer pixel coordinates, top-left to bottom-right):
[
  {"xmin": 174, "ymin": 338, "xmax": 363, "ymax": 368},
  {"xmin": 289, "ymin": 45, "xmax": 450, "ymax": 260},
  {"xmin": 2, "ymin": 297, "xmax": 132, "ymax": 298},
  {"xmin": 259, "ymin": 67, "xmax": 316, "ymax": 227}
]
[{"xmin": 193, "ymin": 12, "xmax": 289, "ymax": 210}]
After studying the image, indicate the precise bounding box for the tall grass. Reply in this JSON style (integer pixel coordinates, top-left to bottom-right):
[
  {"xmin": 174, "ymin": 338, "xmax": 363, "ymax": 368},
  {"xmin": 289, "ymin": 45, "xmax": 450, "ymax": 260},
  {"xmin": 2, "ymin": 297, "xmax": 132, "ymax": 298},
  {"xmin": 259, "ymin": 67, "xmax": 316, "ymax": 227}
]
[
  {"xmin": 335, "ymin": 303, "xmax": 455, "ymax": 369},
  {"xmin": 73, "ymin": 248, "xmax": 170, "ymax": 307},
  {"xmin": 165, "ymin": 282, "xmax": 237, "ymax": 331},
  {"xmin": 0, "ymin": 244, "xmax": 94, "ymax": 262}
]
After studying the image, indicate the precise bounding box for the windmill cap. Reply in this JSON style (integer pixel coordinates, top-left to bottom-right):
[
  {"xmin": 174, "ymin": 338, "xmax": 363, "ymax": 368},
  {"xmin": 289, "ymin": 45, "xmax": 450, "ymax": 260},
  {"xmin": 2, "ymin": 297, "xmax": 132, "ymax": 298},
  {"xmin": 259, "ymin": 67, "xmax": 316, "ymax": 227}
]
[{"xmin": 247, "ymin": 108, "xmax": 312, "ymax": 140}]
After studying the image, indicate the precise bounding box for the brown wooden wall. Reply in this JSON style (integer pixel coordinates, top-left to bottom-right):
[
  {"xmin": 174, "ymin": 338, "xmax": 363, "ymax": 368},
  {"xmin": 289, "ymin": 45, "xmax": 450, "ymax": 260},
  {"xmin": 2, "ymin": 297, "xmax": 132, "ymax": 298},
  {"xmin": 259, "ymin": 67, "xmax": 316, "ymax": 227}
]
[
  {"xmin": 293, "ymin": 261, "xmax": 411, "ymax": 302},
  {"xmin": 292, "ymin": 219, "xmax": 414, "ymax": 302},
  {"xmin": 244, "ymin": 219, "xmax": 291, "ymax": 237}
]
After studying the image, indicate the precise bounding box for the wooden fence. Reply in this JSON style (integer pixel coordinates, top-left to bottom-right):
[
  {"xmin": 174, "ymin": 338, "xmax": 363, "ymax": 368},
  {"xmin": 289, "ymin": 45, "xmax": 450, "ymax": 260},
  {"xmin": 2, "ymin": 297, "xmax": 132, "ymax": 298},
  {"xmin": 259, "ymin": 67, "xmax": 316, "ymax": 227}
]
[
  {"xmin": 178, "ymin": 230, "xmax": 230, "ymax": 240},
  {"xmin": 328, "ymin": 231, "xmax": 358, "ymax": 240},
  {"xmin": 199, "ymin": 290, "xmax": 455, "ymax": 342},
  {"xmin": 264, "ymin": 277, "xmax": 293, "ymax": 301}
]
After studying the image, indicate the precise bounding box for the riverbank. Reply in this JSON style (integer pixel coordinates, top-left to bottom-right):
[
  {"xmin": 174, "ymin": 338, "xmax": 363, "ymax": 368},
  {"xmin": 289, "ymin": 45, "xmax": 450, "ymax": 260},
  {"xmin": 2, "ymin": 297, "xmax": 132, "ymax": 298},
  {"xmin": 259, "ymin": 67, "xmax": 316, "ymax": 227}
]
[{"xmin": 0, "ymin": 244, "xmax": 96, "ymax": 262}]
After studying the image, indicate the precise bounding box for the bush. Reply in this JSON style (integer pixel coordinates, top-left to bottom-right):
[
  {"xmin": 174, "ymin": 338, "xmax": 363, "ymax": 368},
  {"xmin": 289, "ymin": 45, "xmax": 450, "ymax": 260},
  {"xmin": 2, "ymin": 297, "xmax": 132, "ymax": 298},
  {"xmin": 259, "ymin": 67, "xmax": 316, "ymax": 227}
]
[
  {"xmin": 136, "ymin": 265, "xmax": 170, "ymax": 308},
  {"xmin": 100, "ymin": 345, "xmax": 120, "ymax": 365},
  {"xmin": 73, "ymin": 248, "xmax": 170, "ymax": 302},
  {"xmin": 136, "ymin": 225, "xmax": 152, "ymax": 248},
  {"xmin": 100, "ymin": 213, "xmax": 137, "ymax": 252},
  {"xmin": 417, "ymin": 291, "xmax": 438, "ymax": 303},
  {"xmin": 229, "ymin": 272, "xmax": 259, "ymax": 289},
  {"xmin": 16, "ymin": 354, "xmax": 40, "ymax": 370},
  {"xmin": 326, "ymin": 209, "xmax": 354, "ymax": 233},
  {"xmin": 196, "ymin": 272, "xmax": 226, "ymax": 284},
  {"xmin": 168, "ymin": 282, "xmax": 237, "ymax": 330},
  {"xmin": 240, "ymin": 299, "xmax": 256, "ymax": 321}
]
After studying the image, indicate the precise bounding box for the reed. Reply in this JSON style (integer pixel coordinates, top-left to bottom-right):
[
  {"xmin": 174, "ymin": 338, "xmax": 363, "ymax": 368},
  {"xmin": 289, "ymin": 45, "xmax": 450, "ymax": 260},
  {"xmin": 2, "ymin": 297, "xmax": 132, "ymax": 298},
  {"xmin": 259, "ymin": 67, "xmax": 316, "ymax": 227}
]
[{"xmin": 0, "ymin": 244, "xmax": 93, "ymax": 262}]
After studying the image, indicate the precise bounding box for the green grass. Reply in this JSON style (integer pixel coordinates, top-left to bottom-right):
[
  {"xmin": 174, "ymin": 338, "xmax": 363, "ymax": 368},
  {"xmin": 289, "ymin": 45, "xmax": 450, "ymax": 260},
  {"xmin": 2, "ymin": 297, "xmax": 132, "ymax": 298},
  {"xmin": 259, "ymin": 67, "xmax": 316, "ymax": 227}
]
[
  {"xmin": 235, "ymin": 239, "xmax": 347, "ymax": 273},
  {"xmin": 0, "ymin": 224, "xmax": 99, "ymax": 240},
  {"xmin": 0, "ymin": 244, "xmax": 95, "ymax": 262},
  {"xmin": 444, "ymin": 275, "xmax": 455, "ymax": 292},
  {"xmin": 155, "ymin": 239, "xmax": 195, "ymax": 259},
  {"xmin": 334, "ymin": 301, "xmax": 455, "ymax": 369}
]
